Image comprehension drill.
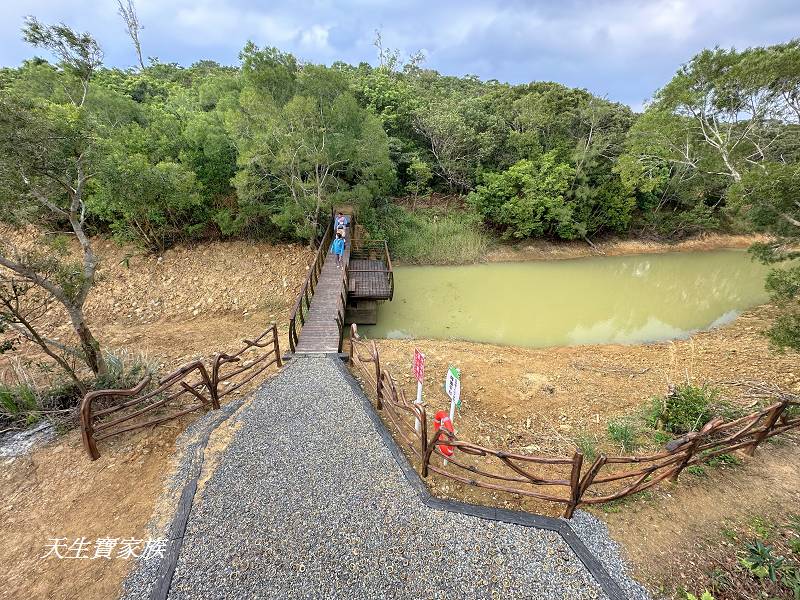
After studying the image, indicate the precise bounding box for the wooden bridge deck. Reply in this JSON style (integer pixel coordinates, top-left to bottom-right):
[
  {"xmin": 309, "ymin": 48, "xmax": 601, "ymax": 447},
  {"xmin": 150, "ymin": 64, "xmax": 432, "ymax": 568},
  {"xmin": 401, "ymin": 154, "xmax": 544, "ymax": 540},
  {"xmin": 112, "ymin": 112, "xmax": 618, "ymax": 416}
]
[
  {"xmin": 348, "ymin": 259, "xmax": 392, "ymax": 299},
  {"xmin": 291, "ymin": 217, "xmax": 392, "ymax": 355},
  {"xmin": 294, "ymin": 236, "xmax": 350, "ymax": 355}
]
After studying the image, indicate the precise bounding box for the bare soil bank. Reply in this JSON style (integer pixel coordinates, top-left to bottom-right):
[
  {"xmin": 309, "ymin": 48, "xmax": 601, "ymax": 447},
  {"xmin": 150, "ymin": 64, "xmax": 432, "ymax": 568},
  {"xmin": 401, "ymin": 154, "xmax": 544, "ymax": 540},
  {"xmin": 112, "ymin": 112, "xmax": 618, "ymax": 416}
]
[{"xmin": 0, "ymin": 237, "xmax": 312, "ymax": 600}]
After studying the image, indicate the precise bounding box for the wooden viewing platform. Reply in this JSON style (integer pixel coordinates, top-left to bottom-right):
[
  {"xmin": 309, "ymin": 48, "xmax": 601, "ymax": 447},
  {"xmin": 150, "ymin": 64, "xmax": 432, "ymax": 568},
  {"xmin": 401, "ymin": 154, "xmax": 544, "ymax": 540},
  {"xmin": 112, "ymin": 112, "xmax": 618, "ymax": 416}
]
[{"xmin": 289, "ymin": 211, "xmax": 393, "ymax": 355}]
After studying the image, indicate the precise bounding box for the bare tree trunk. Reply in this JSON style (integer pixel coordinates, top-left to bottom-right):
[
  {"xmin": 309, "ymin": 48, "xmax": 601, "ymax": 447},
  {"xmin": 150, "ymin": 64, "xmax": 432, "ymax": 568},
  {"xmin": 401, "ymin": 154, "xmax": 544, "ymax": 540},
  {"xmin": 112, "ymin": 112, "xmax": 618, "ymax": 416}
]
[
  {"xmin": 69, "ymin": 307, "xmax": 106, "ymax": 376},
  {"xmin": 117, "ymin": 0, "xmax": 145, "ymax": 70}
]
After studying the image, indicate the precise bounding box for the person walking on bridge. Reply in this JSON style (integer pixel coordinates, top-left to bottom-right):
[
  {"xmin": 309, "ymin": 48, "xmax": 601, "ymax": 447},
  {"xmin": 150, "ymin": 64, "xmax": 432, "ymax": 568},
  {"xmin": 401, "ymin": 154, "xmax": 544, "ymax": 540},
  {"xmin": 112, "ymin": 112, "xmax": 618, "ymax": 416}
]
[
  {"xmin": 334, "ymin": 212, "xmax": 348, "ymax": 238},
  {"xmin": 331, "ymin": 231, "xmax": 345, "ymax": 269}
]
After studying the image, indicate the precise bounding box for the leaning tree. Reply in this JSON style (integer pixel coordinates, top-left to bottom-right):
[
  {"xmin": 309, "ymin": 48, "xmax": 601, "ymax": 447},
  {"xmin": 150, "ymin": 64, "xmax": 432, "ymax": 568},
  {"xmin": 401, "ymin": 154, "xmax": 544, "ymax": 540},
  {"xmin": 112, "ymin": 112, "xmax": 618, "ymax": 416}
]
[{"xmin": 0, "ymin": 18, "xmax": 107, "ymax": 377}]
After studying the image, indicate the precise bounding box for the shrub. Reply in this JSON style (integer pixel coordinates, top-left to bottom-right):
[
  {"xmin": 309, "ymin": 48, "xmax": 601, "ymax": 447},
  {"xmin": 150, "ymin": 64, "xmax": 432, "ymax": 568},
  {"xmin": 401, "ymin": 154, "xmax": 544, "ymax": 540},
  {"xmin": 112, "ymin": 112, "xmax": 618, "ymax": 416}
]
[
  {"xmin": 647, "ymin": 384, "xmax": 718, "ymax": 434},
  {"xmin": 94, "ymin": 349, "xmax": 157, "ymax": 391},
  {"xmin": 740, "ymin": 540, "xmax": 784, "ymax": 582},
  {"xmin": 467, "ymin": 153, "xmax": 577, "ymax": 240},
  {"xmin": 0, "ymin": 383, "xmax": 40, "ymax": 427}
]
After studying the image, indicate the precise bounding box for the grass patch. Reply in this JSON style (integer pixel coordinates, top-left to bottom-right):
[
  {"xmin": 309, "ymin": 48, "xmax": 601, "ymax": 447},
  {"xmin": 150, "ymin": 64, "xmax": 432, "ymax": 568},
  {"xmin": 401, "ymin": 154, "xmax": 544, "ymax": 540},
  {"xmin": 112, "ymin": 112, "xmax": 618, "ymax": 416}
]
[
  {"xmin": 607, "ymin": 420, "xmax": 638, "ymax": 452},
  {"xmin": 574, "ymin": 433, "xmax": 598, "ymax": 460},
  {"xmin": 600, "ymin": 490, "xmax": 655, "ymax": 513},
  {"xmin": 707, "ymin": 453, "xmax": 742, "ymax": 468},
  {"xmin": 685, "ymin": 465, "xmax": 707, "ymax": 477},
  {"xmin": 378, "ymin": 206, "xmax": 492, "ymax": 265}
]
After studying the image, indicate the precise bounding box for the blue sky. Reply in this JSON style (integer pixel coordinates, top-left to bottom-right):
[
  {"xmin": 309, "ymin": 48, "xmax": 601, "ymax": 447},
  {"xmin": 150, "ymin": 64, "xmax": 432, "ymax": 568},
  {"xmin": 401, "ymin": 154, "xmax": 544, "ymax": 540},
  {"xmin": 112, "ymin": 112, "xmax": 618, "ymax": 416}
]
[{"xmin": 2, "ymin": 0, "xmax": 799, "ymax": 109}]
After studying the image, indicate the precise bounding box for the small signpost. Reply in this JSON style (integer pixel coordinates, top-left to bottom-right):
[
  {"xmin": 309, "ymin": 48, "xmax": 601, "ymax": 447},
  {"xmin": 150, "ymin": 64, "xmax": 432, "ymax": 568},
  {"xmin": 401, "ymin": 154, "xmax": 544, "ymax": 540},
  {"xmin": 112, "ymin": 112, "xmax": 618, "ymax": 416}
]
[
  {"xmin": 413, "ymin": 349, "xmax": 425, "ymax": 432},
  {"xmin": 445, "ymin": 366, "xmax": 461, "ymax": 422}
]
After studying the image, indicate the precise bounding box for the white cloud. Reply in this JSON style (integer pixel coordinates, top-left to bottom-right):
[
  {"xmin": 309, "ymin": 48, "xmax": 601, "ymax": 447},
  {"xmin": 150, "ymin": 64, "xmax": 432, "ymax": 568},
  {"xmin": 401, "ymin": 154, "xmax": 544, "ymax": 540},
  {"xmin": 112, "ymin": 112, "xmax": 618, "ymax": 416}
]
[{"xmin": 300, "ymin": 24, "xmax": 331, "ymax": 50}]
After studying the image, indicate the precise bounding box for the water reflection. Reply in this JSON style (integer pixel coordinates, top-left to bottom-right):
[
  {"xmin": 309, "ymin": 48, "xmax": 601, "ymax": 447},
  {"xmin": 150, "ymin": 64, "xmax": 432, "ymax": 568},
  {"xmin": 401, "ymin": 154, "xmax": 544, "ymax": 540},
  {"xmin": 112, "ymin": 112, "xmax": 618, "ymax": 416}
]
[{"xmin": 363, "ymin": 250, "xmax": 770, "ymax": 348}]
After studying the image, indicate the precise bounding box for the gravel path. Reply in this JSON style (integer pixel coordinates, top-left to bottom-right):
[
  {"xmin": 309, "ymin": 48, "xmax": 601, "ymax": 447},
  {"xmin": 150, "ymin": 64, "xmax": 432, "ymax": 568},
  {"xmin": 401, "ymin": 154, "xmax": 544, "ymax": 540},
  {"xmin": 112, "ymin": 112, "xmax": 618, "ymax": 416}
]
[{"xmin": 130, "ymin": 357, "xmax": 649, "ymax": 599}]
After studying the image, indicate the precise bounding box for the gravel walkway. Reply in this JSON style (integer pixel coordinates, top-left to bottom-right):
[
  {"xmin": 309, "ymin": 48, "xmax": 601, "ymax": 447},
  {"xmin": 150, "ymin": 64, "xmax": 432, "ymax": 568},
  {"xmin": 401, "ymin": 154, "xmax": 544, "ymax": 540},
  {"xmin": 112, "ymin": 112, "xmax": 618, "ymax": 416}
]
[{"xmin": 128, "ymin": 357, "xmax": 649, "ymax": 599}]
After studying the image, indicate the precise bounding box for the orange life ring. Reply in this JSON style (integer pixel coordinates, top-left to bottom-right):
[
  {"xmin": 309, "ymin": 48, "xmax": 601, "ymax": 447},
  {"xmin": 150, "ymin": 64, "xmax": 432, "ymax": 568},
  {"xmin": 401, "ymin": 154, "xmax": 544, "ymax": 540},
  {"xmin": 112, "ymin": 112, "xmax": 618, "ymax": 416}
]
[{"xmin": 433, "ymin": 410, "xmax": 455, "ymax": 457}]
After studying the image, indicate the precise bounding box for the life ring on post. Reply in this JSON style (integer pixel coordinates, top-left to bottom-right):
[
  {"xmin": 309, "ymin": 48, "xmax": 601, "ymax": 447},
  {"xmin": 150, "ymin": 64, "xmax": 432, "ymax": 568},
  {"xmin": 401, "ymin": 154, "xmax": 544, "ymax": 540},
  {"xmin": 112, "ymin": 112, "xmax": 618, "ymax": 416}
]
[{"xmin": 433, "ymin": 410, "xmax": 455, "ymax": 457}]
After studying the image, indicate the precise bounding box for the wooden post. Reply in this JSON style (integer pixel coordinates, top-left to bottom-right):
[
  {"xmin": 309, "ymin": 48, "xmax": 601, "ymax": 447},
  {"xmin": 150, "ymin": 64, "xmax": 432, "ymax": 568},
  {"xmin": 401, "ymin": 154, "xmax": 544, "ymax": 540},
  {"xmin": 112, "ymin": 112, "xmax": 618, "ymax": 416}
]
[
  {"xmin": 667, "ymin": 418, "xmax": 722, "ymax": 482},
  {"xmin": 419, "ymin": 403, "xmax": 428, "ymax": 468},
  {"xmin": 80, "ymin": 398, "xmax": 100, "ymax": 461},
  {"xmin": 271, "ymin": 322, "xmax": 282, "ymax": 367},
  {"xmin": 563, "ymin": 455, "xmax": 606, "ymax": 518},
  {"xmin": 372, "ymin": 340, "xmax": 382, "ymax": 410},
  {"xmin": 564, "ymin": 451, "xmax": 584, "ymax": 519},
  {"xmin": 288, "ymin": 318, "xmax": 296, "ymax": 353},
  {"xmin": 743, "ymin": 401, "xmax": 788, "ymax": 457}
]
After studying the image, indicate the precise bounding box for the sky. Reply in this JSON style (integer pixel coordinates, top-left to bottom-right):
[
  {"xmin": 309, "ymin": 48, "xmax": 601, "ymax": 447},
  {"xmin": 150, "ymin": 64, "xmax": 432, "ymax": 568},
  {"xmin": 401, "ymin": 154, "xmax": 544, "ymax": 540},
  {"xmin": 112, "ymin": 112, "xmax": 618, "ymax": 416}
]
[{"xmin": 1, "ymin": 0, "xmax": 799, "ymax": 110}]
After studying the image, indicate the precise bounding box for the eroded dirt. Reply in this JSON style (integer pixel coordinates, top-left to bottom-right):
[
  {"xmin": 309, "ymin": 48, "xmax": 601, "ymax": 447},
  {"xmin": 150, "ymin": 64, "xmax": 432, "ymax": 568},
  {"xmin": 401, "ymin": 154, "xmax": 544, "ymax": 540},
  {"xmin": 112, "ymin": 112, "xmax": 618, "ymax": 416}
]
[
  {"xmin": 0, "ymin": 237, "xmax": 311, "ymax": 600},
  {"xmin": 598, "ymin": 438, "xmax": 800, "ymax": 598}
]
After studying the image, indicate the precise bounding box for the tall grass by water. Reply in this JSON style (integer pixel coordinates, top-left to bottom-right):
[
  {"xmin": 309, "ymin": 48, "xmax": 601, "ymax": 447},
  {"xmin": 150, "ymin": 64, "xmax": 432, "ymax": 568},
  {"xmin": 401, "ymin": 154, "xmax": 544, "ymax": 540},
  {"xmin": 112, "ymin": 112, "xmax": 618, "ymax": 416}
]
[{"xmin": 386, "ymin": 209, "xmax": 491, "ymax": 265}]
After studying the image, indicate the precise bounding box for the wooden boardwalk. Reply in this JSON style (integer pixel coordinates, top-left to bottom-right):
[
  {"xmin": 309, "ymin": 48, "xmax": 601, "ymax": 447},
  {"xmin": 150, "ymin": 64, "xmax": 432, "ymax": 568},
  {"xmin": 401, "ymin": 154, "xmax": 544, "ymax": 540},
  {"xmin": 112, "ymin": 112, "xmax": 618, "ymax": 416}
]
[
  {"xmin": 290, "ymin": 215, "xmax": 393, "ymax": 355},
  {"xmin": 294, "ymin": 230, "xmax": 351, "ymax": 354}
]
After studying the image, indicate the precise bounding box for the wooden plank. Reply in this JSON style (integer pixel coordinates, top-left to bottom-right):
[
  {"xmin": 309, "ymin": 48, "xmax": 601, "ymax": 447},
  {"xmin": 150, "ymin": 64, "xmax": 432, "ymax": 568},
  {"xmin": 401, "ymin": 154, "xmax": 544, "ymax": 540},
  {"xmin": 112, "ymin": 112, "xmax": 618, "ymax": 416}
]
[{"xmin": 295, "ymin": 230, "xmax": 351, "ymax": 354}]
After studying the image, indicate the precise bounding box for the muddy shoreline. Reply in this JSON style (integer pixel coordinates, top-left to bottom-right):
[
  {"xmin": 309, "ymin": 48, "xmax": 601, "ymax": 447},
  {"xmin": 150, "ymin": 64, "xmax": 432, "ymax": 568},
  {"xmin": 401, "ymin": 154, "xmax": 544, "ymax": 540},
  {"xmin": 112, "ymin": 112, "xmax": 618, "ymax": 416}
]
[{"xmin": 391, "ymin": 232, "xmax": 765, "ymax": 266}]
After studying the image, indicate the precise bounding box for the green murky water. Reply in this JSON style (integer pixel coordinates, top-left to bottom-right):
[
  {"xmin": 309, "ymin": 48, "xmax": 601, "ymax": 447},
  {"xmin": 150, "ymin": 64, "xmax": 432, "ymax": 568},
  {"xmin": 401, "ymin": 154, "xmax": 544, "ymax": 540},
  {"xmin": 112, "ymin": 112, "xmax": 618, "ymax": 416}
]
[{"xmin": 362, "ymin": 250, "xmax": 771, "ymax": 348}]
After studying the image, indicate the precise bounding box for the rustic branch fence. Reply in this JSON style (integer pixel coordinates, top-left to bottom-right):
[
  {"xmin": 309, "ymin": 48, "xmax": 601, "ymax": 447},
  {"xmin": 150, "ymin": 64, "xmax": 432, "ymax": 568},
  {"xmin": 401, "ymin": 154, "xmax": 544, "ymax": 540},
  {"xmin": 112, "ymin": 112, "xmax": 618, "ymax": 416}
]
[
  {"xmin": 80, "ymin": 323, "xmax": 282, "ymax": 460},
  {"xmin": 348, "ymin": 325, "xmax": 800, "ymax": 518}
]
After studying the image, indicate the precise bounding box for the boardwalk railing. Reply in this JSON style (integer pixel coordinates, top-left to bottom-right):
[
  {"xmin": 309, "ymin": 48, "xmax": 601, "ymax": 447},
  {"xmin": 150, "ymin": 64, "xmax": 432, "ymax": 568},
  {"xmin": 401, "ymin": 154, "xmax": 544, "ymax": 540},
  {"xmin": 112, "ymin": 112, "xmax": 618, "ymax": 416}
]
[
  {"xmin": 80, "ymin": 324, "xmax": 282, "ymax": 460},
  {"xmin": 288, "ymin": 220, "xmax": 334, "ymax": 352},
  {"xmin": 348, "ymin": 239, "xmax": 394, "ymax": 300},
  {"xmin": 348, "ymin": 325, "xmax": 800, "ymax": 518}
]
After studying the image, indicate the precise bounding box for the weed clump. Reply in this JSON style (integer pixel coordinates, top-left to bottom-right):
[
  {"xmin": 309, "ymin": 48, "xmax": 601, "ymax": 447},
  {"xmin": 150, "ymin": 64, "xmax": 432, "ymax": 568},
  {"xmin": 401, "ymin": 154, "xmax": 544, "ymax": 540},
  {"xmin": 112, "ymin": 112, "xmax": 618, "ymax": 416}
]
[
  {"xmin": 646, "ymin": 383, "xmax": 719, "ymax": 434},
  {"xmin": 607, "ymin": 420, "xmax": 638, "ymax": 452}
]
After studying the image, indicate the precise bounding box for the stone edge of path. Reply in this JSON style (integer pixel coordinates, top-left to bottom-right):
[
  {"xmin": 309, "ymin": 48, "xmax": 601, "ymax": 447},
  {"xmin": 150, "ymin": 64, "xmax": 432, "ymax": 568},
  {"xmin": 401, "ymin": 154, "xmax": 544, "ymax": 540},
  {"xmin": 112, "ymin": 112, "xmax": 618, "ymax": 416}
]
[
  {"xmin": 329, "ymin": 357, "xmax": 632, "ymax": 600},
  {"xmin": 120, "ymin": 395, "xmax": 249, "ymax": 600}
]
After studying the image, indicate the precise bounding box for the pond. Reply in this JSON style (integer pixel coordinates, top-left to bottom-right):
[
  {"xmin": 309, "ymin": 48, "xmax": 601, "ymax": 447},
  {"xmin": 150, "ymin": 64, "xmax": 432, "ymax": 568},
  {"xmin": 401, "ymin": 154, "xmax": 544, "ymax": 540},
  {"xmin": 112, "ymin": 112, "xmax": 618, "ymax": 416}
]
[{"xmin": 362, "ymin": 249, "xmax": 771, "ymax": 348}]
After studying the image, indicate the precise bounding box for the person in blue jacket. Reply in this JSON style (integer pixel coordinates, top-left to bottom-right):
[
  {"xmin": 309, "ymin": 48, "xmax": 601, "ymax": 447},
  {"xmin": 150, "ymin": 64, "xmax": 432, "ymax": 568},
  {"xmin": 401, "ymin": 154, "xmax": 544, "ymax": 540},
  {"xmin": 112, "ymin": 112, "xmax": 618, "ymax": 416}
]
[{"xmin": 331, "ymin": 231, "xmax": 345, "ymax": 269}]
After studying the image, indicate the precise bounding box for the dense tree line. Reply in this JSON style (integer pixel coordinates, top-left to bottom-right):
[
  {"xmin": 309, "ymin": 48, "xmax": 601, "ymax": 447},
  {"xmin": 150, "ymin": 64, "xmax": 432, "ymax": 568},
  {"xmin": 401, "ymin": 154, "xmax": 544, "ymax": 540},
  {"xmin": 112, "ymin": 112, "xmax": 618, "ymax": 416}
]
[
  {"xmin": 0, "ymin": 18, "xmax": 798, "ymax": 365},
  {"xmin": 3, "ymin": 24, "xmax": 798, "ymax": 251}
]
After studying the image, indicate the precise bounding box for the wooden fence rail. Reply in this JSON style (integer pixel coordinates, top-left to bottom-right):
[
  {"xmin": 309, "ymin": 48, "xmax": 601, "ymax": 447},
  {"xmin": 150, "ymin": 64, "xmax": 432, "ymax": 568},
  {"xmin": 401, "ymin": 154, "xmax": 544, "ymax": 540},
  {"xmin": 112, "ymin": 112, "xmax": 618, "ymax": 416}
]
[
  {"xmin": 80, "ymin": 323, "xmax": 282, "ymax": 460},
  {"xmin": 348, "ymin": 325, "xmax": 800, "ymax": 518}
]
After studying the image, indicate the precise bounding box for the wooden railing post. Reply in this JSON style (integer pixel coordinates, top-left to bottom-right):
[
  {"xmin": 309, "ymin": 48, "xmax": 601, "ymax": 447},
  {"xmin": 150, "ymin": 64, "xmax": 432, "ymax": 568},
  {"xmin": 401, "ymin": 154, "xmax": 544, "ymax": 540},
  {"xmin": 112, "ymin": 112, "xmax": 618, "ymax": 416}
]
[
  {"xmin": 348, "ymin": 324, "xmax": 356, "ymax": 363},
  {"xmin": 271, "ymin": 322, "xmax": 282, "ymax": 367},
  {"xmin": 563, "ymin": 455, "xmax": 606, "ymax": 518},
  {"xmin": 418, "ymin": 402, "xmax": 428, "ymax": 469},
  {"xmin": 288, "ymin": 318, "xmax": 296, "ymax": 353},
  {"xmin": 80, "ymin": 398, "xmax": 100, "ymax": 460},
  {"xmin": 668, "ymin": 418, "xmax": 721, "ymax": 482},
  {"xmin": 372, "ymin": 340, "xmax": 382, "ymax": 410},
  {"xmin": 564, "ymin": 450, "xmax": 584, "ymax": 519},
  {"xmin": 743, "ymin": 401, "xmax": 788, "ymax": 456}
]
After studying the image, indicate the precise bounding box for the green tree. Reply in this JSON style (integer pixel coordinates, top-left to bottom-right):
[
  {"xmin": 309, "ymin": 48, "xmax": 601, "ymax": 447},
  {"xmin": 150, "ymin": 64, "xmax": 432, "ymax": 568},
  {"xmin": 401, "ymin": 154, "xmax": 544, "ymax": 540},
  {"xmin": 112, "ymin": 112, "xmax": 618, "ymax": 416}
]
[
  {"xmin": 468, "ymin": 152, "xmax": 576, "ymax": 239},
  {"xmin": 404, "ymin": 156, "xmax": 432, "ymax": 204},
  {"xmin": 730, "ymin": 162, "xmax": 800, "ymax": 351},
  {"xmin": 229, "ymin": 63, "xmax": 394, "ymax": 242},
  {"xmin": 0, "ymin": 18, "xmax": 107, "ymax": 376},
  {"xmin": 90, "ymin": 154, "xmax": 205, "ymax": 252}
]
